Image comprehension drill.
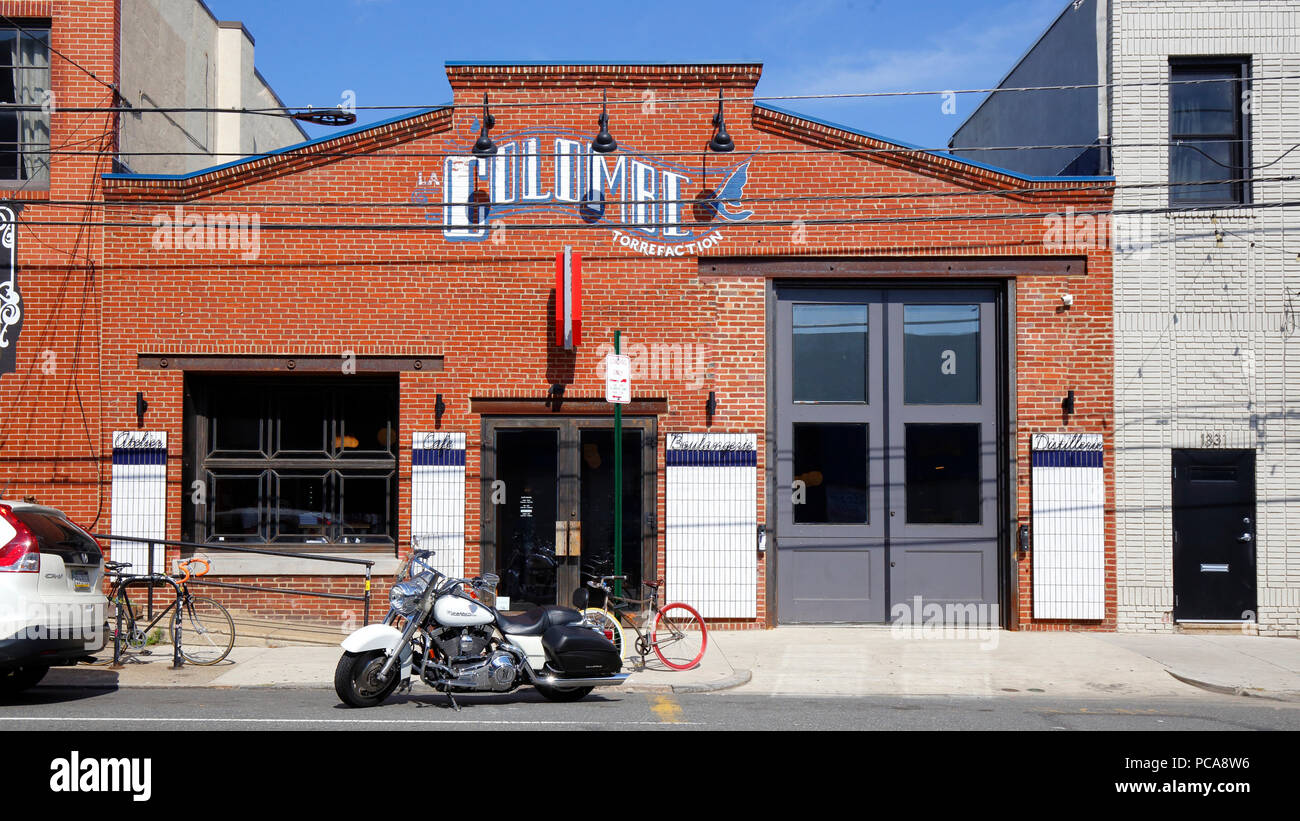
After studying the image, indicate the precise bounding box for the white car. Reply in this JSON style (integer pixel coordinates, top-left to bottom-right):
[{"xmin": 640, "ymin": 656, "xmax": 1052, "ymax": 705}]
[{"xmin": 0, "ymin": 501, "xmax": 106, "ymax": 695}]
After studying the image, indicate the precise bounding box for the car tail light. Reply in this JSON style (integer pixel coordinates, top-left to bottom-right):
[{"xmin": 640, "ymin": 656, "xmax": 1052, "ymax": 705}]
[{"xmin": 0, "ymin": 504, "xmax": 39, "ymax": 572}]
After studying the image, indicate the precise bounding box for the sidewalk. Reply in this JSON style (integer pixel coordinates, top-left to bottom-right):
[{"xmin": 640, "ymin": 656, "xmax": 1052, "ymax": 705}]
[{"xmin": 44, "ymin": 627, "xmax": 1300, "ymax": 701}]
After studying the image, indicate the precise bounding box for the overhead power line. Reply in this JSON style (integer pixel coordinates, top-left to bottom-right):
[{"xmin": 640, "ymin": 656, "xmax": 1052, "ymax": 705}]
[
  {"xmin": 26, "ymin": 174, "xmax": 1296, "ymax": 211},
  {"xmin": 13, "ymin": 198, "xmax": 1300, "ymax": 233},
  {"xmin": 2, "ymin": 72, "xmax": 1294, "ymax": 116}
]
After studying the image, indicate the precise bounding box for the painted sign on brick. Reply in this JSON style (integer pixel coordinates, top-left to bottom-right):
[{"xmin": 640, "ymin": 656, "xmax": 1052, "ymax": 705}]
[{"xmin": 413, "ymin": 122, "xmax": 752, "ymax": 249}]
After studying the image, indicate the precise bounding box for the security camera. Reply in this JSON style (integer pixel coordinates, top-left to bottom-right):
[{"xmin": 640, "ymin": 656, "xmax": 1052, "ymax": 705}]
[{"xmin": 1060, "ymin": 293, "xmax": 1074, "ymax": 309}]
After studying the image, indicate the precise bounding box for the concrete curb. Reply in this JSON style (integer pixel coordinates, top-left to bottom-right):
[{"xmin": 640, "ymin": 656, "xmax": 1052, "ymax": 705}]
[
  {"xmin": 1165, "ymin": 669, "xmax": 1300, "ymax": 703},
  {"xmin": 621, "ymin": 669, "xmax": 753, "ymax": 695}
]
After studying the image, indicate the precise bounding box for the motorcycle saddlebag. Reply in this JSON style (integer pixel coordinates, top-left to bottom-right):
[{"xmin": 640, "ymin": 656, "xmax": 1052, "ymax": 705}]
[{"xmin": 541, "ymin": 625, "xmax": 622, "ymax": 676}]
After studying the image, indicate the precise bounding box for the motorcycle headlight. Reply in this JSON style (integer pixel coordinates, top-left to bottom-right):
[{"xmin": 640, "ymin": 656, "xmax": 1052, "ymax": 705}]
[{"xmin": 389, "ymin": 575, "xmax": 429, "ymax": 616}]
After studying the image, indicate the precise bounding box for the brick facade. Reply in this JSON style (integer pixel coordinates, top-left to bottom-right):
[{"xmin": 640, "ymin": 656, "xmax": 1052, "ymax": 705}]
[{"xmin": 0, "ymin": 11, "xmax": 1116, "ymax": 629}]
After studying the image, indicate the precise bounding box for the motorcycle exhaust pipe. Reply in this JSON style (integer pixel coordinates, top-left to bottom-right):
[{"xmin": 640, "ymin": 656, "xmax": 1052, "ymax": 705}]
[{"xmin": 534, "ymin": 673, "xmax": 630, "ymax": 689}]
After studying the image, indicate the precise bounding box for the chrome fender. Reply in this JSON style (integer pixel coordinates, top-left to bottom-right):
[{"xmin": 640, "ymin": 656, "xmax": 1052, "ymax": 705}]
[{"xmin": 341, "ymin": 624, "xmax": 411, "ymax": 680}]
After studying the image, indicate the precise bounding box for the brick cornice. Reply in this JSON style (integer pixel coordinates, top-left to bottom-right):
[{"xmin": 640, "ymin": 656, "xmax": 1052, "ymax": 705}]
[
  {"xmin": 102, "ymin": 108, "xmax": 453, "ymax": 202},
  {"xmin": 446, "ymin": 62, "xmax": 763, "ymax": 90}
]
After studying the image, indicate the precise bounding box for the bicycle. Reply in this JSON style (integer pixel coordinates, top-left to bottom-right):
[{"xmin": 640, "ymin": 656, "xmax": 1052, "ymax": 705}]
[
  {"xmin": 89, "ymin": 556, "xmax": 235, "ymax": 666},
  {"xmin": 580, "ymin": 575, "xmax": 707, "ymax": 671}
]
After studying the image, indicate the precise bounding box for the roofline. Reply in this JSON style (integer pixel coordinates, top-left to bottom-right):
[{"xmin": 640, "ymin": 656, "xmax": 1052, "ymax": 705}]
[
  {"xmin": 444, "ymin": 60, "xmax": 764, "ymax": 67},
  {"xmin": 756, "ymin": 103, "xmax": 1112, "ymax": 183},
  {"xmin": 950, "ymin": 0, "xmax": 1089, "ymax": 142},
  {"xmin": 102, "ymin": 106, "xmax": 449, "ymax": 181},
  {"xmin": 100, "ymin": 95, "xmax": 1114, "ymax": 187}
]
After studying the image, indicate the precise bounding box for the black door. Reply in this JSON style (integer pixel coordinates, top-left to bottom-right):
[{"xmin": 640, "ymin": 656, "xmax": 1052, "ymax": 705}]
[
  {"xmin": 482, "ymin": 417, "xmax": 656, "ymax": 610},
  {"xmin": 1172, "ymin": 449, "xmax": 1257, "ymax": 622}
]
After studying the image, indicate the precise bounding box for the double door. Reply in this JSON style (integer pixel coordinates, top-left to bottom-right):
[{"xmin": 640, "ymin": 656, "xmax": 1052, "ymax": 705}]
[
  {"xmin": 774, "ymin": 286, "xmax": 1001, "ymax": 623},
  {"xmin": 481, "ymin": 417, "xmax": 656, "ymax": 610}
]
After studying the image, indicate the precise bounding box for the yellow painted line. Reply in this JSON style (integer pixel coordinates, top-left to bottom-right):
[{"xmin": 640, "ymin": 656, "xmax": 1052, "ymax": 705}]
[{"xmin": 650, "ymin": 695, "xmax": 685, "ymax": 724}]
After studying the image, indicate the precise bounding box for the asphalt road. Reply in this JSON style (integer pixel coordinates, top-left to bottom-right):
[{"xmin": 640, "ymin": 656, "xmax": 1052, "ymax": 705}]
[{"xmin": 2, "ymin": 684, "xmax": 1298, "ymax": 730}]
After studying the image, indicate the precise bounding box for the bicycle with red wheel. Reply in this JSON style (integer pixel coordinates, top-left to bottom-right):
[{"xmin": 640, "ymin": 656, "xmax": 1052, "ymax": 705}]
[{"xmin": 580, "ymin": 575, "xmax": 707, "ymax": 671}]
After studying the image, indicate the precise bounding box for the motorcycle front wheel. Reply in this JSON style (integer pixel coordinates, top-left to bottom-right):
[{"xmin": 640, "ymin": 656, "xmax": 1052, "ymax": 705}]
[
  {"xmin": 534, "ymin": 684, "xmax": 594, "ymax": 702},
  {"xmin": 334, "ymin": 650, "xmax": 400, "ymax": 708}
]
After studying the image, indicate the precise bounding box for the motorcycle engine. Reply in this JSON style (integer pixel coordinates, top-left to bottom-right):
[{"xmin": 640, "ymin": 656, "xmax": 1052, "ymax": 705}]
[{"xmin": 432, "ymin": 625, "xmax": 492, "ymax": 662}]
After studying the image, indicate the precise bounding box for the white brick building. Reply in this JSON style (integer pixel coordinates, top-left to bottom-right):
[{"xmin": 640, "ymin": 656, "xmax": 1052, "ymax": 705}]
[{"xmin": 949, "ymin": 0, "xmax": 1300, "ymax": 635}]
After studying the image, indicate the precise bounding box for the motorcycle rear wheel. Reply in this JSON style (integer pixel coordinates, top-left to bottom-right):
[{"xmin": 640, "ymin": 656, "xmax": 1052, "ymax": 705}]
[
  {"xmin": 534, "ymin": 684, "xmax": 594, "ymax": 702},
  {"xmin": 335, "ymin": 650, "xmax": 400, "ymax": 708}
]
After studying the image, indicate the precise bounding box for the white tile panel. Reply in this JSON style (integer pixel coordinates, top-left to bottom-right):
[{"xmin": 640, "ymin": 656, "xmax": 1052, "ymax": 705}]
[
  {"xmin": 411, "ymin": 432, "xmax": 465, "ymax": 578},
  {"xmin": 665, "ymin": 432, "xmax": 757, "ymax": 619},
  {"xmin": 109, "ymin": 431, "xmax": 167, "ymax": 574},
  {"xmin": 1032, "ymin": 433, "xmax": 1106, "ymax": 620}
]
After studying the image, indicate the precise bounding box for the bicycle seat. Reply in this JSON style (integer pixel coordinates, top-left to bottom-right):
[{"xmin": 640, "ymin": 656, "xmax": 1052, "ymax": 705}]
[
  {"xmin": 643, "ymin": 579, "xmax": 664, "ymax": 590},
  {"xmin": 105, "ymin": 561, "xmax": 132, "ymax": 571},
  {"xmin": 496, "ymin": 605, "xmax": 584, "ymax": 636}
]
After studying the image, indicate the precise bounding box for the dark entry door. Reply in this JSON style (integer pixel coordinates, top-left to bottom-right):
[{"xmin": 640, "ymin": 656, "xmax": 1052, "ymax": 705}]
[
  {"xmin": 774, "ymin": 286, "xmax": 1000, "ymax": 623},
  {"xmin": 1172, "ymin": 449, "xmax": 1256, "ymax": 622},
  {"xmin": 483, "ymin": 417, "xmax": 655, "ymax": 610}
]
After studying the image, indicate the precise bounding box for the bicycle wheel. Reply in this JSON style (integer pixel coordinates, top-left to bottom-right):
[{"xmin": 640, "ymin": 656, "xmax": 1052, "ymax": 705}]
[
  {"xmin": 652, "ymin": 603, "xmax": 707, "ymax": 670},
  {"xmin": 581, "ymin": 607, "xmax": 627, "ymax": 659},
  {"xmin": 170, "ymin": 596, "xmax": 235, "ymax": 665}
]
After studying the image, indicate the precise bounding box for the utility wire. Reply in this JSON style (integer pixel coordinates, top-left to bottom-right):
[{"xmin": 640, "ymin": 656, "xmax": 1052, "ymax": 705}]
[
  {"xmin": 13, "ymin": 198, "xmax": 1300, "ymax": 233},
  {"xmin": 0, "ymin": 71, "xmax": 1292, "ymax": 115},
  {"xmin": 26, "ymin": 174, "xmax": 1294, "ymax": 211}
]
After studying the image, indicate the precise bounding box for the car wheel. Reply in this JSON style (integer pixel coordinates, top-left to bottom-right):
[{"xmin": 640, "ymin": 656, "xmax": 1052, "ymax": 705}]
[{"xmin": 0, "ymin": 664, "xmax": 50, "ymax": 696}]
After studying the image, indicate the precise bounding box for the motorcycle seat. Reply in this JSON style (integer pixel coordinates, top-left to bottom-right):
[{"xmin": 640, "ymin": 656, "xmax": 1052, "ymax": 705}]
[{"xmin": 497, "ymin": 605, "xmax": 584, "ymax": 636}]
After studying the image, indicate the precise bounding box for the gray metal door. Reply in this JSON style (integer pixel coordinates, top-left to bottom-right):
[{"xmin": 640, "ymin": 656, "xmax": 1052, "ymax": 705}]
[
  {"xmin": 774, "ymin": 286, "xmax": 1000, "ymax": 623},
  {"xmin": 885, "ymin": 293, "xmax": 998, "ymax": 624},
  {"xmin": 775, "ymin": 289, "xmax": 886, "ymax": 621}
]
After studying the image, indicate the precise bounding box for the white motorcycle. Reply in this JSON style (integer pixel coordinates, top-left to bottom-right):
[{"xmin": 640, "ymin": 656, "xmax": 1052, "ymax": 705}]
[{"xmin": 335, "ymin": 549, "xmax": 627, "ymax": 709}]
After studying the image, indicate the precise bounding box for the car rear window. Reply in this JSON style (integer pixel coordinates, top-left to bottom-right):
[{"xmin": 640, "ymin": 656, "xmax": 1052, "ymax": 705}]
[{"xmin": 12, "ymin": 511, "xmax": 103, "ymax": 564}]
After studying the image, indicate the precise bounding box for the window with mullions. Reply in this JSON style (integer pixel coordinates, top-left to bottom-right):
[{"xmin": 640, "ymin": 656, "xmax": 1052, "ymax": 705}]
[
  {"xmin": 192, "ymin": 377, "xmax": 398, "ymax": 547},
  {"xmin": 1169, "ymin": 58, "xmax": 1250, "ymax": 205},
  {"xmin": 0, "ymin": 23, "xmax": 50, "ymax": 187}
]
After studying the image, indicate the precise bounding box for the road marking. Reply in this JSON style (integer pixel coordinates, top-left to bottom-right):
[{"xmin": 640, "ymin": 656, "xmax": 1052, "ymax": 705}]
[
  {"xmin": 0, "ymin": 716, "xmax": 702, "ymax": 726},
  {"xmin": 650, "ymin": 695, "xmax": 685, "ymax": 724}
]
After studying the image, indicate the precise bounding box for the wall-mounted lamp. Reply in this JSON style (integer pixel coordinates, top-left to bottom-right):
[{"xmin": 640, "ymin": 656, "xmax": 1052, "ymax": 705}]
[
  {"xmin": 1062, "ymin": 389, "xmax": 1076, "ymax": 418},
  {"xmin": 472, "ymin": 93, "xmax": 497, "ymax": 157},
  {"xmin": 707, "ymin": 90, "xmax": 734, "ymax": 153},
  {"xmin": 705, "ymin": 390, "xmax": 718, "ymax": 422},
  {"xmin": 135, "ymin": 391, "xmax": 148, "ymax": 428},
  {"xmin": 435, "ymin": 394, "xmax": 447, "ymax": 426},
  {"xmin": 591, "ymin": 90, "xmax": 618, "ymax": 154}
]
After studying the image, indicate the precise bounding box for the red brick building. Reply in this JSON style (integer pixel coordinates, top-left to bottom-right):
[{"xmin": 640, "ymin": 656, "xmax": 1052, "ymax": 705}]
[{"xmin": 2, "ymin": 40, "xmax": 1117, "ymax": 628}]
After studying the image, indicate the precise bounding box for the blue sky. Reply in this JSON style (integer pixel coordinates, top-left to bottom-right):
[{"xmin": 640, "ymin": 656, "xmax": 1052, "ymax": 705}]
[{"xmin": 210, "ymin": 0, "xmax": 1067, "ymax": 149}]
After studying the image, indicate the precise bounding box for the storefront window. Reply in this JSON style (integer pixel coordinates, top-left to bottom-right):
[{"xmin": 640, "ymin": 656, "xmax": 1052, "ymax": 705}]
[
  {"xmin": 792, "ymin": 423, "xmax": 868, "ymax": 523},
  {"xmin": 192, "ymin": 377, "xmax": 397, "ymax": 546},
  {"xmin": 905, "ymin": 423, "xmax": 980, "ymax": 524},
  {"xmin": 793, "ymin": 303, "xmax": 868, "ymax": 403},
  {"xmin": 904, "ymin": 304, "xmax": 979, "ymax": 404}
]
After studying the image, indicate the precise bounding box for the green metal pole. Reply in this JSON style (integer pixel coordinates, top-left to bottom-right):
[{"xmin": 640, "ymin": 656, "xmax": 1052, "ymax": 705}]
[{"xmin": 613, "ymin": 330, "xmax": 623, "ymax": 598}]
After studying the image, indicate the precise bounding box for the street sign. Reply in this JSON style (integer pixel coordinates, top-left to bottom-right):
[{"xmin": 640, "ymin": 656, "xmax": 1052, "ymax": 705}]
[{"xmin": 604, "ymin": 353, "xmax": 631, "ymax": 404}]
